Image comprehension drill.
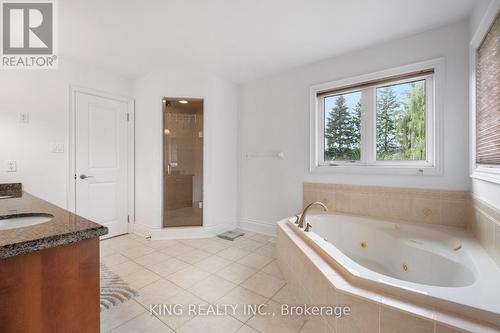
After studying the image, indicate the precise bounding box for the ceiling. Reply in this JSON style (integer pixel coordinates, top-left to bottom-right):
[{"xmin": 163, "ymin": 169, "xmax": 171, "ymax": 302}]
[{"xmin": 59, "ymin": 0, "xmax": 481, "ymax": 83}]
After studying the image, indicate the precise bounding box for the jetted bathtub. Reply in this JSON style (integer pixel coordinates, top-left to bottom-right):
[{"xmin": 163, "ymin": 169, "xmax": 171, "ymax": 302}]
[{"xmin": 283, "ymin": 213, "xmax": 500, "ymax": 326}]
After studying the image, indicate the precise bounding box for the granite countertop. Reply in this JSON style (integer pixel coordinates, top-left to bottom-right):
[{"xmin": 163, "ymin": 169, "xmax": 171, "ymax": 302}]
[{"xmin": 0, "ymin": 184, "xmax": 108, "ymax": 259}]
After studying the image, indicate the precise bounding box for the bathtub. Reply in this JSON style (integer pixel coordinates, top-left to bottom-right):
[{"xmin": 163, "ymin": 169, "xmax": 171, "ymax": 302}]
[{"xmin": 282, "ymin": 213, "xmax": 500, "ymax": 326}]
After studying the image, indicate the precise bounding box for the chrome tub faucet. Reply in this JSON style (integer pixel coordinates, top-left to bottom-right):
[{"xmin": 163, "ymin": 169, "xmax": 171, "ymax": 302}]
[{"xmin": 296, "ymin": 201, "xmax": 328, "ymax": 231}]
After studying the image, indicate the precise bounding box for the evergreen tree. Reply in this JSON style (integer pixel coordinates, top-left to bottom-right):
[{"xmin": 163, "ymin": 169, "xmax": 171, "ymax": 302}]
[
  {"xmin": 352, "ymin": 101, "xmax": 362, "ymax": 145},
  {"xmin": 397, "ymin": 82, "xmax": 426, "ymax": 160},
  {"xmin": 325, "ymin": 95, "xmax": 359, "ymax": 160},
  {"xmin": 376, "ymin": 87, "xmax": 400, "ymax": 159}
]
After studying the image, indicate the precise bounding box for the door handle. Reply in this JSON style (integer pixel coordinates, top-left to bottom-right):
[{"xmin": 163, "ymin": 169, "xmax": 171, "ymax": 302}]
[{"xmin": 79, "ymin": 174, "xmax": 94, "ymax": 180}]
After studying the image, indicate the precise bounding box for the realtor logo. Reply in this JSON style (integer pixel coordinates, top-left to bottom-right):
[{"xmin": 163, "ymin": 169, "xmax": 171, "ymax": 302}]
[{"xmin": 1, "ymin": 0, "xmax": 57, "ymax": 68}]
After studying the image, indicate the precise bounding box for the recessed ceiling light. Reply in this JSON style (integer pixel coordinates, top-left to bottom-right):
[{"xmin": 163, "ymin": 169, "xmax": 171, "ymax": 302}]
[{"xmin": 178, "ymin": 100, "xmax": 188, "ymax": 104}]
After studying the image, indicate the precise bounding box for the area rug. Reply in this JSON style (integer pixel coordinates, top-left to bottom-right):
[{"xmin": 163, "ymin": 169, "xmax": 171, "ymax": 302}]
[{"xmin": 100, "ymin": 264, "xmax": 138, "ymax": 311}]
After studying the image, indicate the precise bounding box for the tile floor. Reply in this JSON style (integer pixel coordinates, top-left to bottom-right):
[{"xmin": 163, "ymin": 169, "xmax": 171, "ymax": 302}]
[{"xmin": 100, "ymin": 231, "xmax": 310, "ymax": 333}]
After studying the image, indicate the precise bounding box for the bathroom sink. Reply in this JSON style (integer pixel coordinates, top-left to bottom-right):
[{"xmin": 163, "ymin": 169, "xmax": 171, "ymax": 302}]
[{"xmin": 0, "ymin": 213, "xmax": 54, "ymax": 230}]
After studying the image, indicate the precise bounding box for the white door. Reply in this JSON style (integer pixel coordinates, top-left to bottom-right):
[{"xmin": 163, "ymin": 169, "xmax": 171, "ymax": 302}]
[{"xmin": 75, "ymin": 91, "xmax": 129, "ymax": 238}]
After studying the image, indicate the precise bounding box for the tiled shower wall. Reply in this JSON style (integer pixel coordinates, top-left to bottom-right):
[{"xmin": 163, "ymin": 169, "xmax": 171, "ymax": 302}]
[{"xmin": 303, "ymin": 182, "xmax": 500, "ymax": 267}]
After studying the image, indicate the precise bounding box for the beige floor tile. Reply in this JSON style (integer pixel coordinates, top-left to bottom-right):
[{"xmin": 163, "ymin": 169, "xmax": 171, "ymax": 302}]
[
  {"xmin": 217, "ymin": 247, "xmax": 250, "ymax": 261},
  {"xmin": 239, "ymin": 230, "xmax": 256, "ymax": 237},
  {"xmin": 175, "ymin": 249, "xmax": 212, "ymax": 264},
  {"xmin": 102, "ymin": 253, "xmax": 131, "ymax": 267},
  {"xmin": 250, "ymin": 234, "xmax": 274, "ymax": 243},
  {"xmin": 155, "ymin": 290, "xmax": 206, "ymax": 329},
  {"xmin": 216, "ymin": 263, "xmax": 257, "ymax": 284},
  {"xmin": 135, "ymin": 279, "xmax": 183, "ymax": 308},
  {"xmin": 101, "ymin": 300, "xmax": 146, "ymax": 332},
  {"xmin": 111, "ymin": 312, "xmax": 174, "ymax": 333},
  {"xmin": 241, "ymin": 272, "xmax": 285, "ymax": 298},
  {"xmin": 217, "ymin": 286, "xmax": 268, "ymax": 322},
  {"xmin": 145, "ymin": 240, "xmax": 180, "ymax": 250},
  {"xmin": 124, "ymin": 233, "xmax": 144, "ymax": 241},
  {"xmin": 238, "ymin": 253, "xmax": 273, "ymax": 270},
  {"xmin": 100, "ymin": 246, "xmax": 117, "ymax": 258},
  {"xmin": 105, "ymin": 237, "xmax": 143, "ymax": 251},
  {"xmin": 134, "ymin": 252, "xmax": 171, "ymax": 267},
  {"xmin": 213, "ymin": 236, "xmax": 239, "ymax": 244},
  {"xmin": 98, "ymin": 235, "xmax": 309, "ymax": 333},
  {"xmin": 300, "ymin": 318, "xmax": 329, "ymax": 333},
  {"xmin": 236, "ymin": 325, "xmax": 260, "ymax": 333},
  {"xmin": 122, "ymin": 268, "xmax": 162, "ymax": 290},
  {"xmin": 179, "ymin": 238, "xmax": 210, "ymax": 249},
  {"xmin": 160, "ymin": 244, "xmax": 196, "ymax": 257},
  {"xmin": 119, "ymin": 245, "xmax": 155, "ymax": 259},
  {"xmin": 255, "ymin": 244, "xmax": 276, "ymax": 258},
  {"xmin": 272, "ymin": 284, "xmax": 300, "ymax": 304},
  {"xmin": 167, "ymin": 265, "xmax": 211, "ymax": 289},
  {"xmin": 177, "ymin": 315, "xmax": 243, "ymax": 333},
  {"xmin": 261, "ymin": 261, "xmax": 283, "ymax": 279},
  {"xmin": 111, "ymin": 260, "xmax": 144, "ymax": 278},
  {"xmin": 195, "ymin": 255, "xmax": 232, "ymax": 273},
  {"xmin": 246, "ymin": 300, "xmax": 306, "ymax": 333},
  {"xmin": 190, "ymin": 275, "xmax": 237, "ymax": 303},
  {"xmin": 227, "ymin": 236, "xmax": 247, "ymax": 245},
  {"xmin": 233, "ymin": 239, "xmax": 266, "ymax": 251},
  {"xmin": 148, "ymin": 257, "xmax": 191, "ymax": 277},
  {"xmin": 201, "ymin": 240, "xmax": 230, "ymax": 254}
]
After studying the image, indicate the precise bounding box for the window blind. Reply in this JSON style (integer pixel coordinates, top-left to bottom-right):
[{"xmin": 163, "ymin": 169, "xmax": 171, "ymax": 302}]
[
  {"xmin": 476, "ymin": 13, "xmax": 500, "ymax": 165},
  {"xmin": 316, "ymin": 69, "xmax": 434, "ymax": 97}
]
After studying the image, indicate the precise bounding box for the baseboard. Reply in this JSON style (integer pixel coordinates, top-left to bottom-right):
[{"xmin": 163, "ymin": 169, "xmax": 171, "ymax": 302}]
[
  {"xmin": 238, "ymin": 218, "xmax": 277, "ymax": 236},
  {"xmin": 131, "ymin": 220, "xmax": 238, "ymax": 240}
]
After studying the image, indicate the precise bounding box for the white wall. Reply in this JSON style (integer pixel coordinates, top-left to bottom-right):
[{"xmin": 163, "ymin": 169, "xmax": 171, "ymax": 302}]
[
  {"xmin": 133, "ymin": 67, "xmax": 238, "ymax": 238},
  {"xmin": 0, "ymin": 59, "xmax": 132, "ymax": 208},
  {"xmin": 239, "ymin": 21, "xmax": 471, "ymax": 234},
  {"xmin": 469, "ymin": 0, "xmax": 500, "ymax": 210}
]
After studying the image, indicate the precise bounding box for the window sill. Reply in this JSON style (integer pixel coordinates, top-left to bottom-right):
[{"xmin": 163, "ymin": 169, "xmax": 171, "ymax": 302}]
[
  {"xmin": 471, "ymin": 169, "xmax": 500, "ymax": 185},
  {"xmin": 310, "ymin": 164, "xmax": 441, "ymax": 176}
]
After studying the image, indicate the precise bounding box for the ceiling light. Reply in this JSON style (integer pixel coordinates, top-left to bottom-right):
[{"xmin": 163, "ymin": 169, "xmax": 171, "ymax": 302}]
[{"xmin": 178, "ymin": 100, "xmax": 188, "ymax": 104}]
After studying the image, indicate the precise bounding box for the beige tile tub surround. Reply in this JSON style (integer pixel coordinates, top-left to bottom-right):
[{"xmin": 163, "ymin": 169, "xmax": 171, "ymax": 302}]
[
  {"xmin": 472, "ymin": 196, "xmax": 500, "ymax": 267},
  {"xmin": 277, "ymin": 220, "xmax": 500, "ymax": 333},
  {"xmin": 303, "ymin": 183, "xmax": 473, "ymax": 228}
]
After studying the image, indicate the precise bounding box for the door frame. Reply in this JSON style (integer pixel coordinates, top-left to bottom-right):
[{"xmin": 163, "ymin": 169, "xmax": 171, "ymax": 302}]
[{"xmin": 67, "ymin": 86, "xmax": 135, "ymax": 234}]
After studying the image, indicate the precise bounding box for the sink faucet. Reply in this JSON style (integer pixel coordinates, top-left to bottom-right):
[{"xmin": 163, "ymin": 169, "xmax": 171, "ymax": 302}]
[{"xmin": 297, "ymin": 201, "xmax": 328, "ymax": 229}]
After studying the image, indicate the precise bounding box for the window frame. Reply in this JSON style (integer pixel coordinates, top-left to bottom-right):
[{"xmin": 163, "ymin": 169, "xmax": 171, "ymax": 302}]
[
  {"xmin": 469, "ymin": 7, "xmax": 500, "ymax": 185},
  {"xmin": 310, "ymin": 58, "xmax": 444, "ymax": 175}
]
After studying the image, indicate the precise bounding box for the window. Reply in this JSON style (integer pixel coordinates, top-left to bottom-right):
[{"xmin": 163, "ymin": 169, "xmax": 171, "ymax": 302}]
[
  {"xmin": 311, "ymin": 59, "xmax": 443, "ymax": 175},
  {"xmin": 323, "ymin": 91, "xmax": 361, "ymax": 161},
  {"xmin": 376, "ymin": 79, "xmax": 426, "ymax": 161}
]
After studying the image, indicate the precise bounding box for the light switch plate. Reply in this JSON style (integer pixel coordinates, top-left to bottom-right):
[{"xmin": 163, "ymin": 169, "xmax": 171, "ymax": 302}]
[
  {"xmin": 18, "ymin": 112, "xmax": 29, "ymax": 123},
  {"xmin": 6, "ymin": 160, "xmax": 17, "ymax": 172},
  {"xmin": 50, "ymin": 143, "xmax": 64, "ymax": 153}
]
